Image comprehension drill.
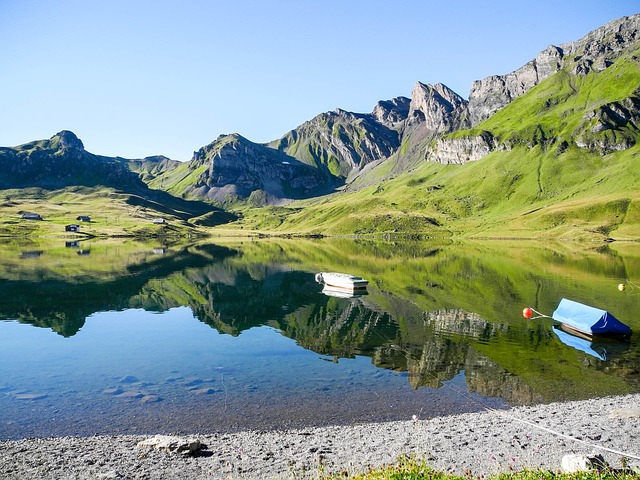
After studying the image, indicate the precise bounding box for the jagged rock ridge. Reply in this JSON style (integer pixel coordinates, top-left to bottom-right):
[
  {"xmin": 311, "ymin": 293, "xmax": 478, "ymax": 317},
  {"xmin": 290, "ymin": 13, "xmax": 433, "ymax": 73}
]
[
  {"xmin": 427, "ymin": 14, "xmax": 640, "ymax": 164},
  {"xmin": 270, "ymin": 108, "xmax": 402, "ymax": 179},
  {"xmin": 468, "ymin": 14, "xmax": 640, "ymax": 125},
  {"xmin": 265, "ymin": 14, "xmax": 640, "ymax": 188}
]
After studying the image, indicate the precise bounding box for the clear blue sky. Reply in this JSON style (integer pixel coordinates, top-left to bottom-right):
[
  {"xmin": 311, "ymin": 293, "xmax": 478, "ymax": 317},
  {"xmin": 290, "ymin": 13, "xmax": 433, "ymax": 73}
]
[{"xmin": 1, "ymin": 1, "xmax": 637, "ymax": 161}]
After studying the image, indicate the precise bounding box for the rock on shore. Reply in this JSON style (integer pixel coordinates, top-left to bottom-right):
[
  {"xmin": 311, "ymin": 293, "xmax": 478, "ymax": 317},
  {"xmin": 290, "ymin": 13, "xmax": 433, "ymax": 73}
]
[{"xmin": 1, "ymin": 394, "xmax": 639, "ymax": 479}]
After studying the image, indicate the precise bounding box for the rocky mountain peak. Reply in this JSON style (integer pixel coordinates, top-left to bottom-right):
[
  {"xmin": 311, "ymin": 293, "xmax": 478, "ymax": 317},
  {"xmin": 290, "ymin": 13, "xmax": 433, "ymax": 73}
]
[
  {"xmin": 0, "ymin": 131, "xmax": 147, "ymax": 190},
  {"xmin": 53, "ymin": 130, "xmax": 84, "ymax": 151},
  {"xmin": 191, "ymin": 133, "xmax": 244, "ymax": 163},
  {"xmin": 371, "ymin": 96, "xmax": 411, "ymax": 128},
  {"xmin": 406, "ymin": 82, "xmax": 469, "ymax": 135},
  {"xmin": 269, "ymin": 107, "xmax": 402, "ymax": 179},
  {"xmin": 566, "ymin": 14, "xmax": 640, "ymax": 60},
  {"xmin": 180, "ymin": 132, "xmax": 333, "ymax": 205}
]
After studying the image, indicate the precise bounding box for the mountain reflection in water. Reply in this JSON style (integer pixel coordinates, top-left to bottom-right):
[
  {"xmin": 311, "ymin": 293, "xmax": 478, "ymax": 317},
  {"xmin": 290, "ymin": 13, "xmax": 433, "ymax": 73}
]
[{"xmin": 0, "ymin": 238, "xmax": 639, "ymax": 439}]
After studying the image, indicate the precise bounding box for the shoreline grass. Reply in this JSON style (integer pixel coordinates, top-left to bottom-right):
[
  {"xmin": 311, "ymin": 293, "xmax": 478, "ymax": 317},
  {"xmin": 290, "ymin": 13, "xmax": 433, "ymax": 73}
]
[{"xmin": 323, "ymin": 456, "xmax": 639, "ymax": 480}]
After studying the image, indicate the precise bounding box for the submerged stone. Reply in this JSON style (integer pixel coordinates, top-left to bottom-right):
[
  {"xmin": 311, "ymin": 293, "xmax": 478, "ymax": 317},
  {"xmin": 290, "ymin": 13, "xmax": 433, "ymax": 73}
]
[
  {"xmin": 115, "ymin": 391, "xmax": 144, "ymax": 399},
  {"xmin": 103, "ymin": 387, "xmax": 124, "ymax": 395},
  {"xmin": 141, "ymin": 395, "xmax": 161, "ymax": 404},
  {"xmin": 191, "ymin": 388, "xmax": 216, "ymax": 395},
  {"xmin": 119, "ymin": 375, "xmax": 139, "ymax": 384},
  {"xmin": 14, "ymin": 393, "xmax": 48, "ymax": 400}
]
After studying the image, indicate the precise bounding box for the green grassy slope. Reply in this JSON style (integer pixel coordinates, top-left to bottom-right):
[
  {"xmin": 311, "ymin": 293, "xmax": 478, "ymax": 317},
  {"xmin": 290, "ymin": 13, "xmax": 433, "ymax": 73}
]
[
  {"xmin": 0, "ymin": 130, "xmax": 237, "ymax": 238},
  {"xmin": 223, "ymin": 50, "xmax": 640, "ymax": 239},
  {"xmin": 0, "ymin": 187, "xmax": 234, "ymax": 238}
]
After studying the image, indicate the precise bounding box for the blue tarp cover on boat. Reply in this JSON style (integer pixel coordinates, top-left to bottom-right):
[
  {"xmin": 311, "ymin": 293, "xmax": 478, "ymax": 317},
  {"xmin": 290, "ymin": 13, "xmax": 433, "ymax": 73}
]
[{"xmin": 552, "ymin": 298, "xmax": 631, "ymax": 335}]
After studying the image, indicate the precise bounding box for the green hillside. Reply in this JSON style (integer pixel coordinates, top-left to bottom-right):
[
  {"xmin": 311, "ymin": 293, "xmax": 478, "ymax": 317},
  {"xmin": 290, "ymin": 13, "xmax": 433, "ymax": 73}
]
[
  {"xmin": 224, "ymin": 49, "xmax": 640, "ymax": 240},
  {"xmin": 0, "ymin": 131, "xmax": 236, "ymax": 238},
  {"xmin": 0, "ymin": 186, "xmax": 235, "ymax": 238}
]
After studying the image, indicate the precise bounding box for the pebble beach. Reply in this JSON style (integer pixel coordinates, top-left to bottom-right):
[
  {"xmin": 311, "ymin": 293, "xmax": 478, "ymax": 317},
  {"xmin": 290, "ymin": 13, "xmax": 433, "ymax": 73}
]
[{"xmin": 2, "ymin": 394, "xmax": 639, "ymax": 479}]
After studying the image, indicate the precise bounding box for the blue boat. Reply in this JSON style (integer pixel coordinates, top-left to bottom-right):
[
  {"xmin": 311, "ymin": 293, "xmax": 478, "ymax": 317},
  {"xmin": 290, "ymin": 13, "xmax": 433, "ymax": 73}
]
[{"xmin": 552, "ymin": 298, "xmax": 631, "ymax": 336}]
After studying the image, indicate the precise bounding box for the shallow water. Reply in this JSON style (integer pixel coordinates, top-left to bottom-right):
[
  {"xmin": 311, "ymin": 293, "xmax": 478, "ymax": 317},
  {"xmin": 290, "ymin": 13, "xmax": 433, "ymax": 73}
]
[{"xmin": 1, "ymin": 238, "xmax": 639, "ymax": 439}]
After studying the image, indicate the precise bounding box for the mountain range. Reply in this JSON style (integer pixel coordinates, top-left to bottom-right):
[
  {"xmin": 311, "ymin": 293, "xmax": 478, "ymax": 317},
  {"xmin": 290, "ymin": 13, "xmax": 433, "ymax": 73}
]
[{"xmin": 2, "ymin": 14, "xmax": 640, "ymax": 238}]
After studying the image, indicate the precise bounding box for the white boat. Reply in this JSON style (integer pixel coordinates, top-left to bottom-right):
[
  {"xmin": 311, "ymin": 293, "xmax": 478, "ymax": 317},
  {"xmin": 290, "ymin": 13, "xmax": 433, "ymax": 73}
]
[{"xmin": 315, "ymin": 272, "xmax": 368, "ymax": 291}]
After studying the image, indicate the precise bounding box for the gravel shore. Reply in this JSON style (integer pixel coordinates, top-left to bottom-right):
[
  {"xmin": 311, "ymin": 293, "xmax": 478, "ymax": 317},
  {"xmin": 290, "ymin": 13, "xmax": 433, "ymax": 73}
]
[{"xmin": 2, "ymin": 394, "xmax": 639, "ymax": 479}]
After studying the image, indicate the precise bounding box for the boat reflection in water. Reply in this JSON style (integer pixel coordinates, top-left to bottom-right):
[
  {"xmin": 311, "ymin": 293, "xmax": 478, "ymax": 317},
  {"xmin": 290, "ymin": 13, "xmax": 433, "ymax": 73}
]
[
  {"xmin": 321, "ymin": 285, "xmax": 369, "ymax": 298},
  {"xmin": 552, "ymin": 324, "xmax": 631, "ymax": 361}
]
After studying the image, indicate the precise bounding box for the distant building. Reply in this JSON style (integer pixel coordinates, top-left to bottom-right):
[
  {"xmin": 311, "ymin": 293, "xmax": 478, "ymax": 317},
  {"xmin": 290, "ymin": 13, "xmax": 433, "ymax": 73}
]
[
  {"xmin": 21, "ymin": 212, "xmax": 42, "ymax": 220},
  {"xmin": 76, "ymin": 215, "xmax": 91, "ymax": 222},
  {"xmin": 20, "ymin": 250, "xmax": 43, "ymax": 259},
  {"xmin": 152, "ymin": 218, "xmax": 166, "ymax": 224},
  {"xmin": 65, "ymin": 224, "xmax": 81, "ymax": 233}
]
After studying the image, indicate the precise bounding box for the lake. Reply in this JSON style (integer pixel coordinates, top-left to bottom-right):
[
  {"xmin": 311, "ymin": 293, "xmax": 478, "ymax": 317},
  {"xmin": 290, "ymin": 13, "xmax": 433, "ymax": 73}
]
[{"xmin": 1, "ymin": 237, "xmax": 639, "ymax": 440}]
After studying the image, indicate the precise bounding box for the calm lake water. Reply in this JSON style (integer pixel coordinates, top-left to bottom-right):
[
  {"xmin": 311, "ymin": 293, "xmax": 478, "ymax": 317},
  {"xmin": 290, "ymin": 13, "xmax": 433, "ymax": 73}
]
[{"xmin": 1, "ymin": 238, "xmax": 639, "ymax": 439}]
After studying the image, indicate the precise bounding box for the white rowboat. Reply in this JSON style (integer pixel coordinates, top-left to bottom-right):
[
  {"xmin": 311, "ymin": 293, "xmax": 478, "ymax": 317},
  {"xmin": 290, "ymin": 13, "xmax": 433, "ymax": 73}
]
[{"xmin": 315, "ymin": 272, "xmax": 368, "ymax": 291}]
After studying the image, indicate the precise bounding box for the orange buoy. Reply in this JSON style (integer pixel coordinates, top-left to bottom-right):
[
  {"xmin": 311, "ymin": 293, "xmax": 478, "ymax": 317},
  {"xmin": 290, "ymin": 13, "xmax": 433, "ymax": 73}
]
[{"xmin": 522, "ymin": 307, "xmax": 533, "ymax": 319}]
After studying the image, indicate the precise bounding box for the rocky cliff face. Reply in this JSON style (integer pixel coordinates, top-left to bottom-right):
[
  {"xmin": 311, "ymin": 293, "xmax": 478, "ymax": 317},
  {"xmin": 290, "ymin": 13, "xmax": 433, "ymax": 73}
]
[
  {"xmin": 425, "ymin": 131, "xmax": 510, "ymax": 164},
  {"xmin": 468, "ymin": 14, "xmax": 640, "ymax": 126},
  {"xmin": 344, "ymin": 82, "xmax": 475, "ymax": 187},
  {"xmin": 270, "ymin": 108, "xmax": 402, "ymax": 179},
  {"xmin": 170, "ymin": 134, "xmax": 333, "ymax": 205},
  {"xmin": 406, "ymin": 82, "xmax": 469, "ymax": 136},
  {"xmin": 424, "ymin": 14, "xmax": 640, "ymax": 165},
  {"xmin": 371, "ymin": 96, "xmax": 411, "ymax": 128},
  {"xmin": 575, "ymin": 89, "xmax": 640, "ymax": 154},
  {"xmin": 467, "ymin": 45, "xmax": 564, "ymax": 126},
  {"xmin": 392, "ymin": 82, "xmax": 471, "ymax": 169}
]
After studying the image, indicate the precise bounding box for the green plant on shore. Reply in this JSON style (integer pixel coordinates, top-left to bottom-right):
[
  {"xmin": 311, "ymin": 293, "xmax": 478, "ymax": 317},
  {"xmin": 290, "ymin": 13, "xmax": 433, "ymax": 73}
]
[{"xmin": 321, "ymin": 455, "xmax": 640, "ymax": 479}]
